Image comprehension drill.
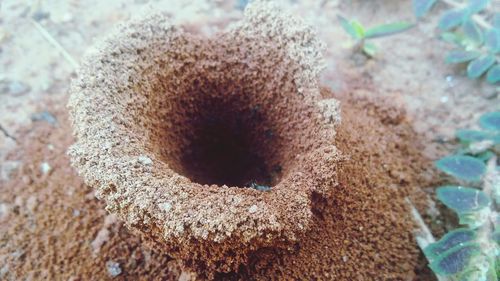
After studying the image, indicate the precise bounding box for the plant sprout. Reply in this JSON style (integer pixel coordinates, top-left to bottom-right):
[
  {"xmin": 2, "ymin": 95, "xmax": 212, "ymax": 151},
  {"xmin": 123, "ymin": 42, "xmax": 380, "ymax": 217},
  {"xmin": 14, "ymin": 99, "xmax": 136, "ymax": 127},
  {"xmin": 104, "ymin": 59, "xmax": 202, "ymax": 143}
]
[
  {"xmin": 337, "ymin": 15, "xmax": 414, "ymax": 57},
  {"xmin": 422, "ymin": 111, "xmax": 500, "ymax": 280},
  {"xmin": 413, "ymin": 0, "xmax": 500, "ymax": 84}
]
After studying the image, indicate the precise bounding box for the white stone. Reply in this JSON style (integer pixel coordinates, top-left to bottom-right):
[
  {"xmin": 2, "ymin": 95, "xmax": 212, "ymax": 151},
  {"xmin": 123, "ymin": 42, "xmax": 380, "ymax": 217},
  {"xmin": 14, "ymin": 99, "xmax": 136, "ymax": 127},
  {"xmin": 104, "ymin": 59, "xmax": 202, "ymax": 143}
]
[
  {"xmin": 138, "ymin": 155, "xmax": 153, "ymax": 165},
  {"xmin": 248, "ymin": 205, "xmax": 258, "ymax": 213},
  {"xmin": 106, "ymin": 260, "xmax": 122, "ymax": 277},
  {"xmin": 159, "ymin": 202, "xmax": 172, "ymax": 212},
  {"xmin": 40, "ymin": 162, "xmax": 51, "ymax": 175},
  {"xmin": 0, "ymin": 203, "xmax": 9, "ymax": 219}
]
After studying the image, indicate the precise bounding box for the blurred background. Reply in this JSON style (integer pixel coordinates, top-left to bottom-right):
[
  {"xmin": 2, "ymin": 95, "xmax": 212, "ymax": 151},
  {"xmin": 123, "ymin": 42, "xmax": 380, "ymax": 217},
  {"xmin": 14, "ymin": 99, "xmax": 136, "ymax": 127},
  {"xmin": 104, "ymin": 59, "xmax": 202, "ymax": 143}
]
[{"xmin": 1, "ymin": 0, "xmax": 498, "ymax": 173}]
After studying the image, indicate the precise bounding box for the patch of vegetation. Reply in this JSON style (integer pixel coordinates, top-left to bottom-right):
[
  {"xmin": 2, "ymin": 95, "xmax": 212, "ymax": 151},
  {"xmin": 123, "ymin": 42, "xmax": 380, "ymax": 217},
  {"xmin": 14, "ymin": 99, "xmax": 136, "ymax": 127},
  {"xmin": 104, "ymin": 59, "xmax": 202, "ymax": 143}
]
[
  {"xmin": 424, "ymin": 111, "xmax": 500, "ymax": 280},
  {"xmin": 337, "ymin": 15, "xmax": 413, "ymax": 57},
  {"xmin": 413, "ymin": 0, "xmax": 500, "ymax": 84}
]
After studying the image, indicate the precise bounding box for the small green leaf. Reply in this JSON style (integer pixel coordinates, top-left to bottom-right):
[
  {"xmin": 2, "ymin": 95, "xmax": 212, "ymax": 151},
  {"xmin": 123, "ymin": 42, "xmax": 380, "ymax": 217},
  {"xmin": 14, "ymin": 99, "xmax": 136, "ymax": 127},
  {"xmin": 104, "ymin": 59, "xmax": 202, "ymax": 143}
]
[
  {"xmin": 462, "ymin": 20, "xmax": 483, "ymax": 46},
  {"xmin": 457, "ymin": 257, "xmax": 497, "ymax": 281},
  {"xmin": 338, "ymin": 15, "xmax": 360, "ymax": 39},
  {"xmin": 456, "ymin": 207, "xmax": 491, "ymax": 228},
  {"xmin": 467, "ymin": 55, "xmax": 496, "ymax": 79},
  {"xmin": 435, "ymin": 155, "xmax": 486, "ymax": 181},
  {"xmin": 429, "ymin": 242, "xmax": 481, "ymax": 276},
  {"xmin": 365, "ymin": 22, "xmax": 414, "ymax": 39},
  {"xmin": 466, "ymin": 0, "xmax": 490, "ymax": 14},
  {"xmin": 424, "ymin": 228, "xmax": 476, "ymax": 260},
  {"xmin": 486, "ymin": 64, "xmax": 500, "ymax": 84},
  {"xmin": 437, "ymin": 186, "xmax": 491, "ymax": 213},
  {"xmin": 441, "ymin": 32, "xmax": 466, "ymax": 46},
  {"xmin": 362, "ymin": 42, "xmax": 377, "ymax": 57},
  {"xmin": 351, "ymin": 20, "xmax": 366, "ymax": 39},
  {"xmin": 479, "ymin": 112, "xmax": 500, "ymax": 131},
  {"xmin": 485, "ymin": 29, "xmax": 500, "ymax": 53},
  {"xmin": 455, "ymin": 129, "xmax": 492, "ymax": 143},
  {"xmin": 475, "ymin": 150, "xmax": 495, "ymax": 162},
  {"xmin": 413, "ymin": 0, "xmax": 438, "ymax": 18},
  {"xmin": 445, "ymin": 50, "xmax": 481, "ymax": 64},
  {"xmin": 439, "ymin": 9, "xmax": 467, "ymax": 30}
]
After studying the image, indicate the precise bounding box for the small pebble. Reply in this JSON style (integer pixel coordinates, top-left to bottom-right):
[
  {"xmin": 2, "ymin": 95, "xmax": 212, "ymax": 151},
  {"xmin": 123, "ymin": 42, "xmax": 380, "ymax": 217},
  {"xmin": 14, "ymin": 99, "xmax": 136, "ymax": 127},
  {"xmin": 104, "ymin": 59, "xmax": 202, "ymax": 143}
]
[
  {"xmin": 159, "ymin": 202, "xmax": 172, "ymax": 212},
  {"xmin": 106, "ymin": 261, "xmax": 122, "ymax": 277},
  {"xmin": 31, "ymin": 111, "xmax": 57, "ymax": 126},
  {"xmin": 101, "ymin": 141, "xmax": 113, "ymax": 150},
  {"xmin": 440, "ymin": 96, "xmax": 448, "ymax": 103},
  {"xmin": 0, "ymin": 264, "xmax": 9, "ymax": 278},
  {"xmin": 72, "ymin": 209, "xmax": 80, "ymax": 217},
  {"xmin": 32, "ymin": 11, "xmax": 50, "ymax": 21},
  {"xmin": 0, "ymin": 203, "xmax": 10, "ymax": 219},
  {"xmin": 445, "ymin": 75, "xmax": 455, "ymax": 88},
  {"xmin": 248, "ymin": 205, "xmax": 258, "ymax": 213},
  {"xmin": 40, "ymin": 162, "xmax": 52, "ymax": 175},
  {"xmin": 249, "ymin": 182, "xmax": 271, "ymax": 191},
  {"xmin": 4, "ymin": 80, "xmax": 31, "ymax": 96},
  {"xmin": 1, "ymin": 161, "xmax": 20, "ymax": 181},
  {"xmin": 11, "ymin": 249, "xmax": 24, "ymax": 259},
  {"xmin": 481, "ymin": 86, "xmax": 498, "ymax": 99},
  {"xmin": 138, "ymin": 155, "xmax": 152, "ymax": 165}
]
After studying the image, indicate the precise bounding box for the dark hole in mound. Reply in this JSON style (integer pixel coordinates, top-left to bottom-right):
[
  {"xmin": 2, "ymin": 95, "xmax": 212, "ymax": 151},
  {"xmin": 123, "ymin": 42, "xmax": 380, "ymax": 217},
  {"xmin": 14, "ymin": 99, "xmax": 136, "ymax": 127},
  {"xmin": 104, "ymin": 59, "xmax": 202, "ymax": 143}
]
[
  {"xmin": 156, "ymin": 81, "xmax": 283, "ymax": 188},
  {"xmin": 179, "ymin": 110, "xmax": 273, "ymax": 187}
]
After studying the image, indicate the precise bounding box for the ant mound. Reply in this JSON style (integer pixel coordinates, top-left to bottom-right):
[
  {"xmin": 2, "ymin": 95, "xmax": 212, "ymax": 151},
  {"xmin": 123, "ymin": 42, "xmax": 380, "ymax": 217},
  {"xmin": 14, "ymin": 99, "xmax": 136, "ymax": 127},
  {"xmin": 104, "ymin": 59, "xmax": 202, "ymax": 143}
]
[
  {"xmin": 69, "ymin": 0, "xmax": 336, "ymax": 274},
  {"xmin": 67, "ymin": 1, "xmax": 428, "ymax": 278}
]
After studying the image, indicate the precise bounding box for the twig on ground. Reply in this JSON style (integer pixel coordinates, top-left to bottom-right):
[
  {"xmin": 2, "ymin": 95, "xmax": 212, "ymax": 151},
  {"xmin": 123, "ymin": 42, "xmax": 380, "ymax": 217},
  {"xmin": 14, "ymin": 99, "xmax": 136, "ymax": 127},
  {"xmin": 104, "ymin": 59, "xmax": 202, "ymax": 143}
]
[
  {"xmin": 0, "ymin": 124, "xmax": 17, "ymax": 143},
  {"xmin": 30, "ymin": 19, "xmax": 78, "ymax": 69}
]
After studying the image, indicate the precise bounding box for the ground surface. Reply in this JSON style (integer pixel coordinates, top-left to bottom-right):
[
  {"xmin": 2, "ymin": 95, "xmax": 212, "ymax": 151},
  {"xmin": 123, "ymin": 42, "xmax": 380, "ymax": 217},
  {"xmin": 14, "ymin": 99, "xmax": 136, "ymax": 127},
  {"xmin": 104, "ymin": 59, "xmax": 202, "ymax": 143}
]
[{"xmin": 0, "ymin": 0, "xmax": 498, "ymax": 280}]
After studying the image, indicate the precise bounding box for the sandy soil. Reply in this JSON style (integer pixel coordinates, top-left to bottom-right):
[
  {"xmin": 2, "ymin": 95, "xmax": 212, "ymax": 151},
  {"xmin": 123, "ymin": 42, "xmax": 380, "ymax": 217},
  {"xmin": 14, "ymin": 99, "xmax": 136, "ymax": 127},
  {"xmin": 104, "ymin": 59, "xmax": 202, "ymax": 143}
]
[
  {"xmin": 0, "ymin": 90, "xmax": 435, "ymax": 280},
  {"xmin": 0, "ymin": 0, "xmax": 498, "ymax": 280}
]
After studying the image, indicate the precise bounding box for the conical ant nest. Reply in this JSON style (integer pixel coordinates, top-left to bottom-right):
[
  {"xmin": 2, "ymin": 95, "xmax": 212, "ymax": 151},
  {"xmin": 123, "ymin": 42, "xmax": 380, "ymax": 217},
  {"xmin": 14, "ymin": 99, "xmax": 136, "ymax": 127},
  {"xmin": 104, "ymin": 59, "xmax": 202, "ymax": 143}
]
[{"xmin": 68, "ymin": 1, "xmax": 420, "ymax": 278}]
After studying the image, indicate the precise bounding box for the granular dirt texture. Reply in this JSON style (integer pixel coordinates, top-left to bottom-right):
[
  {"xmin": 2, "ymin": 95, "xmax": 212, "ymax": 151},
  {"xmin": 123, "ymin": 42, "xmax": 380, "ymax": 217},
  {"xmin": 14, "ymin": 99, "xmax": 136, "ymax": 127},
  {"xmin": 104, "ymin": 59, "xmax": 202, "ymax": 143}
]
[
  {"xmin": 206, "ymin": 89, "xmax": 435, "ymax": 280},
  {"xmin": 0, "ymin": 103, "xmax": 187, "ymax": 281},
  {"xmin": 0, "ymin": 1, "xmax": 435, "ymax": 280},
  {"xmin": 0, "ymin": 91, "xmax": 433, "ymax": 280}
]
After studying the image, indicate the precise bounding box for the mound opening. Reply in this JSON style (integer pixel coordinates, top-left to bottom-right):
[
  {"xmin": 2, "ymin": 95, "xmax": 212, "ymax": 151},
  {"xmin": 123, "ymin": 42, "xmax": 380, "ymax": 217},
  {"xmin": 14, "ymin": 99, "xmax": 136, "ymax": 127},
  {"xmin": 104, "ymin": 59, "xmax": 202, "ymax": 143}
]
[
  {"xmin": 158, "ymin": 87, "xmax": 282, "ymax": 188},
  {"xmin": 122, "ymin": 33, "xmax": 325, "ymax": 189},
  {"xmin": 141, "ymin": 58, "xmax": 308, "ymax": 188}
]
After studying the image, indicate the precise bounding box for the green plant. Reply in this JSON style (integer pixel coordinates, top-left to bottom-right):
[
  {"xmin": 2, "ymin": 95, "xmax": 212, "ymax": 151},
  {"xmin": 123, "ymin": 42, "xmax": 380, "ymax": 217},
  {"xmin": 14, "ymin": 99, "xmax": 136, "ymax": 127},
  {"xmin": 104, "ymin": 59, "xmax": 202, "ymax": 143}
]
[
  {"xmin": 413, "ymin": 0, "xmax": 500, "ymax": 84},
  {"xmin": 337, "ymin": 15, "xmax": 414, "ymax": 57},
  {"xmin": 423, "ymin": 111, "xmax": 500, "ymax": 280}
]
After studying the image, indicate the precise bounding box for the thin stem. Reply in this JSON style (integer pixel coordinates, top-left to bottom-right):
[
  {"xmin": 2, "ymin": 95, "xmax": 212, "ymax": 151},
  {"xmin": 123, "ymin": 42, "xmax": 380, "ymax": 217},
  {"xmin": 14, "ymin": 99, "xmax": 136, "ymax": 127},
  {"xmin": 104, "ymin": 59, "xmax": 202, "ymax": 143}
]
[
  {"xmin": 0, "ymin": 124, "xmax": 17, "ymax": 143},
  {"xmin": 406, "ymin": 198, "xmax": 449, "ymax": 281},
  {"xmin": 482, "ymin": 156, "xmax": 498, "ymax": 198},
  {"xmin": 30, "ymin": 19, "xmax": 79, "ymax": 69},
  {"xmin": 473, "ymin": 156, "xmax": 500, "ymax": 275},
  {"xmin": 440, "ymin": 0, "xmax": 492, "ymax": 30},
  {"xmin": 481, "ymin": 156, "xmax": 498, "ymax": 238}
]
